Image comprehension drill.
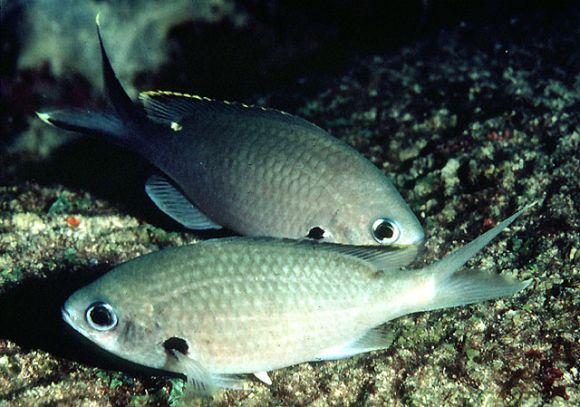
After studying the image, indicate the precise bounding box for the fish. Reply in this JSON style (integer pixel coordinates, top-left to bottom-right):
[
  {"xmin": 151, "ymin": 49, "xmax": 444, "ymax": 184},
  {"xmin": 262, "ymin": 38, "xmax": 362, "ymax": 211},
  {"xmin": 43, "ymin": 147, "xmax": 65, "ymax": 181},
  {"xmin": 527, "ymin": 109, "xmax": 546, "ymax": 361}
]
[
  {"xmin": 62, "ymin": 205, "xmax": 532, "ymax": 395},
  {"xmin": 36, "ymin": 17, "xmax": 424, "ymax": 246}
]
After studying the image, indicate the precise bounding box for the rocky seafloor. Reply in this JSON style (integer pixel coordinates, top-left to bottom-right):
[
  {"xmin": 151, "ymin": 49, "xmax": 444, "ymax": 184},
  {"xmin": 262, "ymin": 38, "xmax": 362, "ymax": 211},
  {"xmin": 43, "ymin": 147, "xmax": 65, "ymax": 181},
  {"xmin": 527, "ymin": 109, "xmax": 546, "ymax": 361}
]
[{"xmin": 1, "ymin": 1, "xmax": 578, "ymax": 406}]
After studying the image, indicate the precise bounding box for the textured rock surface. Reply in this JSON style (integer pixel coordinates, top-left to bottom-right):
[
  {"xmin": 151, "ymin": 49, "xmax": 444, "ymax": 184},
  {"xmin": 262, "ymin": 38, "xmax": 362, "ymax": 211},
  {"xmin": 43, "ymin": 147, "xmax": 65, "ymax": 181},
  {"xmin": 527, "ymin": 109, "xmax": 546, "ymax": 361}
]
[{"xmin": 1, "ymin": 1, "xmax": 578, "ymax": 406}]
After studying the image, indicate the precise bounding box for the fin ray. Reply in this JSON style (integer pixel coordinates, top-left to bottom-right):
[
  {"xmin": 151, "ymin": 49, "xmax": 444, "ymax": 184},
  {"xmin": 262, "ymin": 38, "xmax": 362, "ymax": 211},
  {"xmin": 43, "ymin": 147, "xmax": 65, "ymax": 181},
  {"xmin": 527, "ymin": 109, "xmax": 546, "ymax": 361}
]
[
  {"xmin": 426, "ymin": 268, "xmax": 531, "ymax": 311},
  {"xmin": 202, "ymin": 237, "xmax": 423, "ymax": 269},
  {"xmin": 314, "ymin": 325, "xmax": 395, "ymax": 361},
  {"xmin": 36, "ymin": 110, "xmax": 125, "ymax": 140},
  {"xmin": 169, "ymin": 350, "xmax": 251, "ymax": 396},
  {"xmin": 96, "ymin": 18, "xmax": 141, "ymax": 122},
  {"xmin": 170, "ymin": 350, "xmax": 216, "ymax": 396},
  {"xmin": 415, "ymin": 204, "xmax": 535, "ymax": 312},
  {"xmin": 324, "ymin": 243, "xmax": 424, "ymax": 270},
  {"xmin": 139, "ymin": 91, "xmax": 324, "ymax": 133},
  {"xmin": 253, "ymin": 371, "xmax": 272, "ymax": 385},
  {"xmin": 145, "ymin": 173, "xmax": 222, "ymax": 230},
  {"xmin": 424, "ymin": 203, "xmax": 535, "ymax": 277}
]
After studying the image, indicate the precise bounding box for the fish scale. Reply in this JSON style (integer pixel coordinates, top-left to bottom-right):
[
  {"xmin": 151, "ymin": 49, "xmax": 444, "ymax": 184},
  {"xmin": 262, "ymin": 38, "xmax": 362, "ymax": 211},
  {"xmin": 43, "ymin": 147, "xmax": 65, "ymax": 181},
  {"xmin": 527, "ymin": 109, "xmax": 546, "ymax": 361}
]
[
  {"xmin": 57, "ymin": 21, "xmax": 533, "ymax": 395},
  {"xmin": 72, "ymin": 240, "xmax": 386, "ymax": 372},
  {"xmin": 38, "ymin": 20, "xmax": 425, "ymax": 245},
  {"xmin": 64, "ymin": 206, "xmax": 531, "ymax": 392}
]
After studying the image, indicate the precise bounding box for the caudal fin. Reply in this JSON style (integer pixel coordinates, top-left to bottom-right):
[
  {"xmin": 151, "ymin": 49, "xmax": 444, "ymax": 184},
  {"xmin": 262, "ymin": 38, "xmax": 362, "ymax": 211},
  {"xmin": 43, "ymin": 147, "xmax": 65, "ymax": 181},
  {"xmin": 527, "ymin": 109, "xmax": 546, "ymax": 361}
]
[
  {"xmin": 95, "ymin": 14, "xmax": 142, "ymax": 123},
  {"xmin": 419, "ymin": 204, "xmax": 534, "ymax": 311},
  {"xmin": 427, "ymin": 268, "xmax": 531, "ymax": 311},
  {"xmin": 37, "ymin": 16, "xmax": 150, "ymax": 147},
  {"xmin": 36, "ymin": 110, "xmax": 126, "ymax": 140}
]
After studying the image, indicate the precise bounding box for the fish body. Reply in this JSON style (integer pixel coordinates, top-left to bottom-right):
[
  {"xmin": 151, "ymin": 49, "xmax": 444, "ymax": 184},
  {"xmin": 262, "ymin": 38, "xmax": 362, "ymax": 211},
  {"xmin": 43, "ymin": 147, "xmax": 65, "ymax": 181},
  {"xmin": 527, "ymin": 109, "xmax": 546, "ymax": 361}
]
[
  {"xmin": 37, "ymin": 20, "xmax": 424, "ymax": 246},
  {"xmin": 62, "ymin": 207, "xmax": 531, "ymax": 393}
]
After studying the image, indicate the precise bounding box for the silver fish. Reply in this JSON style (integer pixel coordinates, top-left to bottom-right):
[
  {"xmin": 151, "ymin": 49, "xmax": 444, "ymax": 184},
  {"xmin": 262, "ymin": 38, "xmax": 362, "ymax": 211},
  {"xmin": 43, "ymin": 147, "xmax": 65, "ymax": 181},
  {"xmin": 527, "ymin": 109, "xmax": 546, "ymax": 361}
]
[
  {"xmin": 62, "ymin": 206, "xmax": 531, "ymax": 394},
  {"xmin": 37, "ymin": 18, "xmax": 424, "ymax": 246}
]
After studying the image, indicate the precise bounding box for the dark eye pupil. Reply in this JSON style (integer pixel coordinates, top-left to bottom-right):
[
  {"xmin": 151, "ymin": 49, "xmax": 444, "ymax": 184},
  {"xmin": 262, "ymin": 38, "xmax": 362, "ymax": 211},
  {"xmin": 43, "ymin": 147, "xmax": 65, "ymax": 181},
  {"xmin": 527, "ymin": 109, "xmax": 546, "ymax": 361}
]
[
  {"xmin": 90, "ymin": 305, "xmax": 113, "ymax": 326},
  {"xmin": 85, "ymin": 301, "xmax": 118, "ymax": 331},
  {"xmin": 307, "ymin": 227, "xmax": 325, "ymax": 240},
  {"xmin": 375, "ymin": 222, "xmax": 394, "ymax": 239}
]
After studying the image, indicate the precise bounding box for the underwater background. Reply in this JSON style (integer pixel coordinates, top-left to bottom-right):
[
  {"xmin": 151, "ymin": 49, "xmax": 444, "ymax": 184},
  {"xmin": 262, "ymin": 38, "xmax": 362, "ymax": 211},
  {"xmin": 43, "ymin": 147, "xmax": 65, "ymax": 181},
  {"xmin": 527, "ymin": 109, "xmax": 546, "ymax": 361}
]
[{"xmin": 0, "ymin": 0, "xmax": 578, "ymax": 405}]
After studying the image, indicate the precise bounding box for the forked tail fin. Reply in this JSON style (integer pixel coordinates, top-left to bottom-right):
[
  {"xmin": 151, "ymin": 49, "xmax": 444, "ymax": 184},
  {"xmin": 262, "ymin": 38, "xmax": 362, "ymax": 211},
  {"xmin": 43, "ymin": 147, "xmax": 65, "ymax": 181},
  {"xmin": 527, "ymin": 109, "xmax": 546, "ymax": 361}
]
[
  {"xmin": 415, "ymin": 204, "xmax": 534, "ymax": 312},
  {"xmin": 36, "ymin": 110, "xmax": 126, "ymax": 140},
  {"xmin": 37, "ymin": 16, "xmax": 154, "ymax": 149},
  {"xmin": 95, "ymin": 13, "xmax": 143, "ymax": 124}
]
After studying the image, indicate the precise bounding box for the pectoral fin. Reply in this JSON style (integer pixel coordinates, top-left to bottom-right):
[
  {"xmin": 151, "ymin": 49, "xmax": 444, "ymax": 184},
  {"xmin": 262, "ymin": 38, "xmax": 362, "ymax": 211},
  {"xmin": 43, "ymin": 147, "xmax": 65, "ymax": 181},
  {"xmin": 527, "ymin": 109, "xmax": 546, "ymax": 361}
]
[
  {"xmin": 145, "ymin": 173, "xmax": 222, "ymax": 230},
  {"xmin": 168, "ymin": 349, "xmax": 216, "ymax": 396},
  {"xmin": 168, "ymin": 349, "xmax": 251, "ymax": 397}
]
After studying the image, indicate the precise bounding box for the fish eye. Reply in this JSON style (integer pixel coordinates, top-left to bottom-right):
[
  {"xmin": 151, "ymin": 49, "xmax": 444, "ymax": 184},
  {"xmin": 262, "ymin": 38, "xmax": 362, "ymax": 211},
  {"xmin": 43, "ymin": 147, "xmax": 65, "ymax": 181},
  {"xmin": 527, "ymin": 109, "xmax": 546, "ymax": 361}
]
[
  {"xmin": 85, "ymin": 302, "xmax": 118, "ymax": 331},
  {"xmin": 371, "ymin": 218, "xmax": 401, "ymax": 244}
]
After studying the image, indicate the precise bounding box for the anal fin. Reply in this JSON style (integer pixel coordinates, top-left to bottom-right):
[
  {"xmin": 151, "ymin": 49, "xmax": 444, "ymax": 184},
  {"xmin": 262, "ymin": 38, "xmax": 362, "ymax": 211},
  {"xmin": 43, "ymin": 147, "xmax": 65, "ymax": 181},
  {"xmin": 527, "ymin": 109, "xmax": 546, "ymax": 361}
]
[
  {"xmin": 145, "ymin": 173, "xmax": 222, "ymax": 230},
  {"xmin": 314, "ymin": 326, "xmax": 395, "ymax": 361},
  {"xmin": 253, "ymin": 371, "xmax": 272, "ymax": 385}
]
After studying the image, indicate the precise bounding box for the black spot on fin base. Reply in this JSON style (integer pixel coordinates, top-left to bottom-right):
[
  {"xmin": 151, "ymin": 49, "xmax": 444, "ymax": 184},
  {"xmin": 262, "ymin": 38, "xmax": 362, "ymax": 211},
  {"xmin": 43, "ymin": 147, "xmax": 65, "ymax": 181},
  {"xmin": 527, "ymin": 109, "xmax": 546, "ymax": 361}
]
[
  {"xmin": 163, "ymin": 336, "xmax": 189, "ymax": 355},
  {"xmin": 307, "ymin": 226, "xmax": 325, "ymax": 240},
  {"xmin": 145, "ymin": 173, "xmax": 222, "ymax": 230}
]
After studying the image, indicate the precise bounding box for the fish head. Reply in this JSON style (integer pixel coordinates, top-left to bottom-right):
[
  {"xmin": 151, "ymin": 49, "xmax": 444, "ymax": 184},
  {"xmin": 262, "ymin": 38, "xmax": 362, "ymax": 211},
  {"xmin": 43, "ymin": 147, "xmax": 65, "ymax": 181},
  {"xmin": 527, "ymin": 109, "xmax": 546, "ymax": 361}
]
[
  {"xmin": 62, "ymin": 278, "xmax": 168, "ymax": 370},
  {"xmin": 320, "ymin": 191, "xmax": 425, "ymax": 246}
]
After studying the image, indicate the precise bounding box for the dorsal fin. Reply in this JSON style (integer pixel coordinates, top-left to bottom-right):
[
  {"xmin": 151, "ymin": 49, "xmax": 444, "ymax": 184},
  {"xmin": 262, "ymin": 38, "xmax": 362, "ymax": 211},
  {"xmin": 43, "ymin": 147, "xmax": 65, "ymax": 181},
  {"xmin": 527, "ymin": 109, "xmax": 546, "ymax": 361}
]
[
  {"xmin": 139, "ymin": 90, "xmax": 325, "ymax": 133},
  {"xmin": 205, "ymin": 237, "xmax": 424, "ymax": 270},
  {"xmin": 313, "ymin": 242, "xmax": 424, "ymax": 270}
]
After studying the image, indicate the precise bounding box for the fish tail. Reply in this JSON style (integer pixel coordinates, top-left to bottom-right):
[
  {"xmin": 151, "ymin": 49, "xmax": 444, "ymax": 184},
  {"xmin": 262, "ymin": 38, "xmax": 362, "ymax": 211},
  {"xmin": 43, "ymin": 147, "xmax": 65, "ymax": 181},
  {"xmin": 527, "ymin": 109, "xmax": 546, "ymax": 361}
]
[
  {"xmin": 36, "ymin": 109, "xmax": 126, "ymax": 140},
  {"xmin": 96, "ymin": 15, "xmax": 142, "ymax": 124},
  {"xmin": 417, "ymin": 203, "xmax": 535, "ymax": 312},
  {"xmin": 37, "ymin": 16, "xmax": 156, "ymax": 148},
  {"xmin": 426, "ymin": 268, "xmax": 531, "ymax": 311}
]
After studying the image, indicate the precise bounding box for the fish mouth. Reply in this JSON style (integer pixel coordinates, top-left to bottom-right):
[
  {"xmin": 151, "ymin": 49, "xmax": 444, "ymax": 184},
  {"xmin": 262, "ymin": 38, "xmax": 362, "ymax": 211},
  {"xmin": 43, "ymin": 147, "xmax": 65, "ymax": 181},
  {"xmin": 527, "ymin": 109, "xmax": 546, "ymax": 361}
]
[
  {"xmin": 61, "ymin": 306, "xmax": 73, "ymax": 326},
  {"xmin": 61, "ymin": 305, "xmax": 90, "ymax": 339}
]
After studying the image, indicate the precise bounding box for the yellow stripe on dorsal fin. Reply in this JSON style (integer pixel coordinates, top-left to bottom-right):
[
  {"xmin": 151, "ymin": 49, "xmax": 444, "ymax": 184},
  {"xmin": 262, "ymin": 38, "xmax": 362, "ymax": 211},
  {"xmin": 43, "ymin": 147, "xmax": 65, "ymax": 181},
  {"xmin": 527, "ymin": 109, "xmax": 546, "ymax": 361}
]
[
  {"xmin": 138, "ymin": 90, "xmax": 323, "ymax": 132},
  {"xmin": 141, "ymin": 90, "xmax": 205, "ymax": 101}
]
